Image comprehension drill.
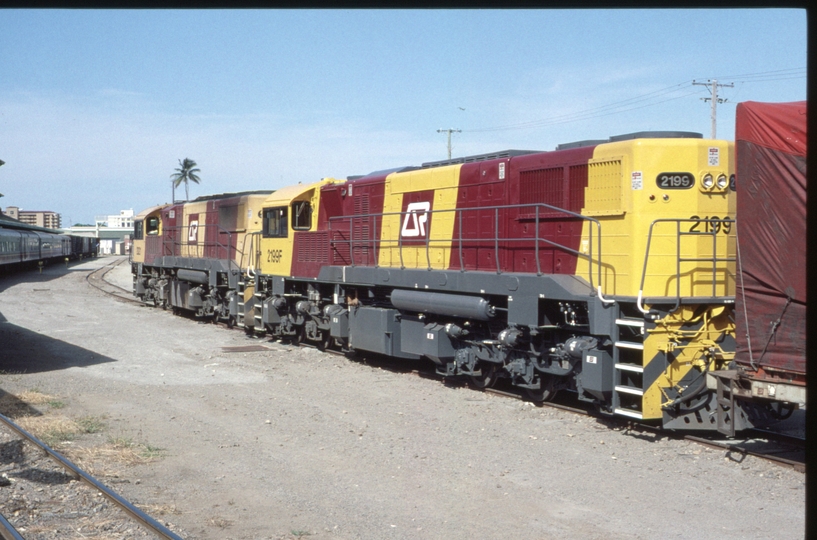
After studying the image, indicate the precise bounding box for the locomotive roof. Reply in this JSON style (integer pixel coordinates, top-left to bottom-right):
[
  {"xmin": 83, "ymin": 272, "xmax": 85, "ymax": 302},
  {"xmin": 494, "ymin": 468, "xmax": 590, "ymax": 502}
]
[
  {"xmin": 348, "ymin": 166, "xmax": 420, "ymax": 181},
  {"xmin": 556, "ymin": 131, "xmax": 703, "ymax": 150},
  {"xmin": 421, "ymin": 150, "xmax": 541, "ymax": 169},
  {"xmin": 190, "ymin": 190, "xmax": 275, "ymax": 202}
]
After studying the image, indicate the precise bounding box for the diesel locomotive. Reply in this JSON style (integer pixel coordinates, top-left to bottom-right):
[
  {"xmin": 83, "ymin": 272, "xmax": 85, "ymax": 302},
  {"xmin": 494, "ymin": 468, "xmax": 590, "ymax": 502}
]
[{"xmin": 132, "ymin": 113, "xmax": 805, "ymax": 434}]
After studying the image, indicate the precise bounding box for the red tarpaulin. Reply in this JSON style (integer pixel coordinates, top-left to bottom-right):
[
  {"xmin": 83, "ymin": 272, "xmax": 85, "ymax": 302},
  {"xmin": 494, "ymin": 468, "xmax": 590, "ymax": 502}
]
[{"xmin": 734, "ymin": 101, "xmax": 807, "ymax": 377}]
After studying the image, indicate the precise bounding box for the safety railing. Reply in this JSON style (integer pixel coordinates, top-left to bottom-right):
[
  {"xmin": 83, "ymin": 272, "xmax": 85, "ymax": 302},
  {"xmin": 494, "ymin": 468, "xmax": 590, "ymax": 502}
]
[
  {"xmin": 328, "ymin": 202, "xmax": 605, "ymax": 297},
  {"xmin": 636, "ymin": 218, "xmax": 735, "ymax": 314},
  {"xmin": 154, "ymin": 224, "xmax": 249, "ymax": 274}
]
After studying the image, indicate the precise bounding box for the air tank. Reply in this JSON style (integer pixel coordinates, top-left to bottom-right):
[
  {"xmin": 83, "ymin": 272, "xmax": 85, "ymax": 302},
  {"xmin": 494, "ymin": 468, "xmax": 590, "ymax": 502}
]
[{"xmin": 390, "ymin": 289, "xmax": 495, "ymax": 321}]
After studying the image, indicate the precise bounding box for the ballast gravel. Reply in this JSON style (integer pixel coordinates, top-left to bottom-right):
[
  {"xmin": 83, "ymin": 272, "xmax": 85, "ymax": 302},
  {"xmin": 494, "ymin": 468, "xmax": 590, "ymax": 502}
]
[{"xmin": 0, "ymin": 256, "xmax": 806, "ymax": 540}]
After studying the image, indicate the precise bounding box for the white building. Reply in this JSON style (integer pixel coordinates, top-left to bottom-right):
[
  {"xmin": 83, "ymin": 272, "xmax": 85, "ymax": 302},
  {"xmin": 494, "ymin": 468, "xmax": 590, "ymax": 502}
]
[{"xmin": 95, "ymin": 209, "xmax": 134, "ymax": 228}]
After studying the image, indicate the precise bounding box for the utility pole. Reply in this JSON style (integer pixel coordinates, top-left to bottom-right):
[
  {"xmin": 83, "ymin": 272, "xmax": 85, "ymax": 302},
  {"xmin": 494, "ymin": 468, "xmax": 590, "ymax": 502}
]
[
  {"xmin": 692, "ymin": 79, "xmax": 734, "ymax": 138},
  {"xmin": 437, "ymin": 128, "xmax": 461, "ymax": 160}
]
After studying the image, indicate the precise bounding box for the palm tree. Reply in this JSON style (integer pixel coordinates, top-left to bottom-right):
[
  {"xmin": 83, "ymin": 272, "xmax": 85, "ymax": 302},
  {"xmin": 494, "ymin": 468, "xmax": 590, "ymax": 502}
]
[{"xmin": 170, "ymin": 158, "xmax": 201, "ymax": 202}]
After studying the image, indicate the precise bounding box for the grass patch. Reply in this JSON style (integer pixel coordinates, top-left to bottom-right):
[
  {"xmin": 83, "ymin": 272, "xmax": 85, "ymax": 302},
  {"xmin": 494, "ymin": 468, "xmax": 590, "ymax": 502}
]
[
  {"xmin": 106, "ymin": 436, "xmax": 165, "ymax": 461},
  {"xmin": 47, "ymin": 400, "xmax": 66, "ymax": 409},
  {"xmin": 291, "ymin": 531, "xmax": 312, "ymax": 537},
  {"xmin": 0, "ymin": 390, "xmax": 57, "ymax": 416},
  {"xmin": 17, "ymin": 415, "xmax": 80, "ymax": 446},
  {"xmin": 77, "ymin": 415, "xmax": 107, "ymax": 433}
]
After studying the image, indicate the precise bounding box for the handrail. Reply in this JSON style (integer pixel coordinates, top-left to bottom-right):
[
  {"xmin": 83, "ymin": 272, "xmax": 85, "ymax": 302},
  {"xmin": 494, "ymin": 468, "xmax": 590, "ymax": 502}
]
[
  {"xmin": 328, "ymin": 202, "xmax": 604, "ymax": 295},
  {"xmin": 636, "ymin": 217, "xmax": 735, "ymax": 315},
  {"xmin": 161, "ymin": 223, "xmax": 242, "ymax": 264}
]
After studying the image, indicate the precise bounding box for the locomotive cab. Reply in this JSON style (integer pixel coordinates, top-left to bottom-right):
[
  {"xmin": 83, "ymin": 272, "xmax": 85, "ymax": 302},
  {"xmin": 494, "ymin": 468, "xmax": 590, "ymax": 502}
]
[{"xmin": 253, "ymin": 178, "xmax": 345, "ymax": 341}]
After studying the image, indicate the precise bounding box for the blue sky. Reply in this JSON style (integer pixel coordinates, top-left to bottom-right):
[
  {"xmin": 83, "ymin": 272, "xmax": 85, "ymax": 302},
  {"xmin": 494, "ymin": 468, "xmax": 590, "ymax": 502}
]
[{"xmin": 0, "ymin": 9, "xmax": 807, "ymax": 226}]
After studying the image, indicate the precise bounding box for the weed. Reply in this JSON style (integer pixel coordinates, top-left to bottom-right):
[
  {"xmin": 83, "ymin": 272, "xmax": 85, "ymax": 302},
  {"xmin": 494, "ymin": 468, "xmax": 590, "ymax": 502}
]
[
  {"xmin": 77, "ymin": 416, "xmax": 107, "ymax": 433},
  {"xmin": 108, "ymin": 436, "xmax": 135, "ymax": 448},
  {"xmin": 140, "ymin": 444, "xmax": 164, "ymax": 459},
  {"xmin": 47, "ymin": 400, "xmax": 65, "ymax": 409},
  {"xmin": 291, "ymin": 531, "xmax": 312, "ymax": 537},
  {"xmin": 209, "ymin": 517, "xmax": 233, "ymax": 529}
]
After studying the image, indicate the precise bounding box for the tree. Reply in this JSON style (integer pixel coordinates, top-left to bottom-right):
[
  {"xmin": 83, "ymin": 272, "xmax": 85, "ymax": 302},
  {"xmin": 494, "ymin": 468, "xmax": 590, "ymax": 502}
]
[{"xmin": 170, "ymin": 158, "xmax": 201, "ymax": 202}]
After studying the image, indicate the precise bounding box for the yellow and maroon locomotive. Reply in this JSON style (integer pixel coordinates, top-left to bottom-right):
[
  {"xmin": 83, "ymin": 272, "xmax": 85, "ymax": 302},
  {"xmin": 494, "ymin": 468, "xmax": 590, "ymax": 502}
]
[{"xmin": 132, "ymin": 111, "xmax": 806, "ymax": 434}]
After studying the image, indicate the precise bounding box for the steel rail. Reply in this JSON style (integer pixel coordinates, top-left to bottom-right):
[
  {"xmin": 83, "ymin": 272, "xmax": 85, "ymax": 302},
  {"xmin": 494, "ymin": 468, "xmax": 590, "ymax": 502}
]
[
  {"xmin": 0, "ymin": 513, "xmax": 24, "ymax": 540},
  {"xmin": 0, "ymin": 411, "xmax": 183, "ymax": 540},
  {"xmin": 85, "ymin": 257, "xmax": 141, "ymax": 303},
  {"xmin": 325, "ymin": 345, "xmax": 805, "ymax": 472}
]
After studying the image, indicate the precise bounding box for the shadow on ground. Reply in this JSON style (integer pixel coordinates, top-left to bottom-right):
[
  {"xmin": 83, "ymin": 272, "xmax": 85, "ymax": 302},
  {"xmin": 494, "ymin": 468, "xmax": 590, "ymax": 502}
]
[{"xmin": 0, "ymin": 319, "xmax": 115, "ymax": 374}]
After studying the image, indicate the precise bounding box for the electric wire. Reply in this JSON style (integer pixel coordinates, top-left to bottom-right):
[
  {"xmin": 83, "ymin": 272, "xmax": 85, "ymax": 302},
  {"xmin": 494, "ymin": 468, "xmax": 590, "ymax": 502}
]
[{"xmin": 465, "ymin": 68, "xmax": 806, "ymax": 134}]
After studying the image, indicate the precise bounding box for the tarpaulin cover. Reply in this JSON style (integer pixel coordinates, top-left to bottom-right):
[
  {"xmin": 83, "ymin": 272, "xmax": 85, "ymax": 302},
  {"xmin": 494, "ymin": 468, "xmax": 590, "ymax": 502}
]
[{"xmin": 734, "ymin": 101, "xmax": 806, "ymax": 376}]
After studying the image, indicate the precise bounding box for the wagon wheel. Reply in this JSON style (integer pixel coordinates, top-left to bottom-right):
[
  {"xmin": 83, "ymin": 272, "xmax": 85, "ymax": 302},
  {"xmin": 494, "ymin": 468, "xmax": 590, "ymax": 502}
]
[
  {"xmin": 525, "ymin": 375, "xmax": 557, "ymax": 403},
  {"xmin": 469, "ymin": 362, "xmax": 499, "ymax": 389}
]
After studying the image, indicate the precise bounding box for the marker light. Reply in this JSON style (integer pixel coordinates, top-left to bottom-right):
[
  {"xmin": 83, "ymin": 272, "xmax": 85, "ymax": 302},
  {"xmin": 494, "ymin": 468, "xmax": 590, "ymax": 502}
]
[
  {"xmin": 716, "ymin": 174, "xmax": 728, "ymax": 189},
  {"xmin": 702, "ymin": 174, "xmax": 714, "ymax": 189}
]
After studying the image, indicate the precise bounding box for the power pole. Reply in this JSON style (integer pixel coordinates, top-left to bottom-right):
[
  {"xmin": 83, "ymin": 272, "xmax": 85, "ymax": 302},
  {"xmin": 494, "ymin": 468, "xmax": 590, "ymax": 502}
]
[
  {"xmin": 692, "ymin": 79, "xmax": 734, "ymax": 138},
  {"xmin": 437, "ymin": 128, "xmax": 461, "ymax": 160}
]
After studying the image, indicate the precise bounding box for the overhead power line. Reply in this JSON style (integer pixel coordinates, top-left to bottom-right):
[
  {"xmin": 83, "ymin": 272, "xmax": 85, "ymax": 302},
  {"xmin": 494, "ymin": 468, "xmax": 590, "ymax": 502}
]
[
  {"xmin": 464, "ymin": 67, "xmax": 805, "ymax": 134},
  {"xmin": 693, "ymin": 79, "xmax": 734, "ymax": 139},
  {"xmin": 437, "ymin": 128, "xmax": 461, "ymax": 159}
]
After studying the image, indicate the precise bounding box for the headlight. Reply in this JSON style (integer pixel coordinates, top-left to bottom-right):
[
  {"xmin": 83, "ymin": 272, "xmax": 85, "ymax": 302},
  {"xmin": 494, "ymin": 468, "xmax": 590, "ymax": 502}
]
[
  {"xmin": 702, "ymin": 174, "xmax": 714, "ymax": 189},
  {"xmin": 716, "ymin": 174, "xmax": 728, "ymax": 189}
]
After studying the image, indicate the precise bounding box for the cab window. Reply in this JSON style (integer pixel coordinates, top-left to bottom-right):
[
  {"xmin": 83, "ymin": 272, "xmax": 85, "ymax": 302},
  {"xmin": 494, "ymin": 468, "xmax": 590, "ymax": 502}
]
[
  {"xmin": 292, "ymin": 201, "xmax": 312, "ymax": 231},
  {"xmin": 146, "ymin": 217, "xmax": 160, "ymax": 235},
  {"xmin": 263, "ymin": 207, "xmax": 288, "ymax": 238},
  {"xmin": 134, "ymin": 220, "xmax": 144, "ymax": 240}
]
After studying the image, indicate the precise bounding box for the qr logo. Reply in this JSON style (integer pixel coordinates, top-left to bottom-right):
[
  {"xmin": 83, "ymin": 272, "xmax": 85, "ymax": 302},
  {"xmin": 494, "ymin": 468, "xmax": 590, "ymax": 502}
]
[{"xmin": 401, "ymin": 202, "xmax": 430, "ymax": 238}]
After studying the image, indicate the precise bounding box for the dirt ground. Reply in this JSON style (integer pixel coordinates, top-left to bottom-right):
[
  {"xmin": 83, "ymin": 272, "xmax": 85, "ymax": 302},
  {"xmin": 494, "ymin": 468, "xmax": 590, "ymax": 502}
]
[{"xmin": 0, "ymin": 256, "xmax": 807, "ymax": 539}]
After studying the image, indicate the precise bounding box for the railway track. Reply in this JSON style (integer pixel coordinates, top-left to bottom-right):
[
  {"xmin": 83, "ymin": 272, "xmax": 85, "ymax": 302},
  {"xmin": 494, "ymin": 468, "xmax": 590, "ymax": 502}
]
[
  {"xmin": 323, "ymin": 347, "xmax": 807, "ymax": 473},
  {"xmin": 85, "ymin": 257, "xmax": 140, "ymax": 304},
  {"xmin": 117, "ymin": 258, "xmax": 806, "ymax": 475},
  {"xmin": 0, "ymin": 411, "xmax": 183, "ymax": 540}
]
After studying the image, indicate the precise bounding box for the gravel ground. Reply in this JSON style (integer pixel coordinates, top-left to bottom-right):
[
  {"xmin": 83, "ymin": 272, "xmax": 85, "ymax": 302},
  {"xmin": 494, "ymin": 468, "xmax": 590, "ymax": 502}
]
[{"xmin": 0, "ymin": 256, "xmax": 807, "ymax": 539}]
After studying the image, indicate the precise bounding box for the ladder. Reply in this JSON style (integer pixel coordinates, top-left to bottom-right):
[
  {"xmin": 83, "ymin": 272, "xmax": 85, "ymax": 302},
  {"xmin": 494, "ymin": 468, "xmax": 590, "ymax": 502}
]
[{"xmin": 612, "ymin": 314, "xmax": 646, "ymax": 420}]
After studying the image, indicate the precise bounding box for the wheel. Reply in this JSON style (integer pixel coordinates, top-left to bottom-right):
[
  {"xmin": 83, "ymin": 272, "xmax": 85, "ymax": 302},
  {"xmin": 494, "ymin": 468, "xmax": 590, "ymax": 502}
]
[
  {"xmin": 525, "ymin": 376, "xmax": 557, "ymax": 403},
  {"xmin": 291, "ymin": 327, "xmax": 304, "ymax": 346},
  {"xmin": 469, "ymin": 363, "xmax": 498, "ymax": 389},
  {"xmin": 226, "ymin": 315, "xmax": 236, "ymax": 329},
  {"xmin": 317, "ymin": 330, "xmax": 331, "ymax": 351}
]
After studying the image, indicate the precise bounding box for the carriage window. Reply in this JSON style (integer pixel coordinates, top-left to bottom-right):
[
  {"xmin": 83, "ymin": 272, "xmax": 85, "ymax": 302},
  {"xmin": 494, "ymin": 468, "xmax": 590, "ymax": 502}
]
[
  {"xmin": 146, "ymin": 217, "xmax": 160, "ymax": 235},
  {"xmin": 134, "ymin": 220, "xmax": 144, "ymax": 240},
  {"xmin": 292, "ymin": 201, "xmax": 312, "ymax": 231},
  {"xmin": 263, "ymin": 207, "xmax": 288, "ymax": 238}
]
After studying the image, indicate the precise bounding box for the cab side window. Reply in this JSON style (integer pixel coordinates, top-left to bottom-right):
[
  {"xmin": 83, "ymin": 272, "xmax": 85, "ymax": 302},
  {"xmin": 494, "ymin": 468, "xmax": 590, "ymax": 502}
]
[
  {"xmin": 134, "ymin": 220, "xmax": 144, "ymax": 240},
  {"xmin": 263, "ymin": 207, "xmax": 288, "ymax": 238},
  {"xmin": 146, "ymin": 217, "xmax": 160, "ymax": 235},
  {"xmin": 292, "ymin": 201, "xmax": 312, "ymax": 231}
]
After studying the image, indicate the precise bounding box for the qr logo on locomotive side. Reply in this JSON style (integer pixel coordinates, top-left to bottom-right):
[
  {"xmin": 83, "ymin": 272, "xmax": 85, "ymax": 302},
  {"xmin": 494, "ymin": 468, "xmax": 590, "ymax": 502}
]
[
  {"xmin": 267, "ymin": 249, "xmax": 283, "ymax": 263},
  {"xmin": 401, "ymin": 201, "xmax": 430, "ymax": 238}
]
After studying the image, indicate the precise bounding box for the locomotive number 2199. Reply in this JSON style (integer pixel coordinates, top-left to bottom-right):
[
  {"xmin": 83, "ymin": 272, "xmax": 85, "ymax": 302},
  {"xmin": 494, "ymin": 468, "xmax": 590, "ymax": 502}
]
[{"xmin": 656, "ymin": 172, "xmax": 694, "ymax": 189}]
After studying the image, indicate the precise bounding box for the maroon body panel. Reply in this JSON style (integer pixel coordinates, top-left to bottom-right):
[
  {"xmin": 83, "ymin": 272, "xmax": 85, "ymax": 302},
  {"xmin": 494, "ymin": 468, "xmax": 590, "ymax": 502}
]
[
  {"xmin": 448, "ymin": 146, "xmax": 596, "ymax": 275},
  {"xmin": 734, "ymin": 101, "xmax": 807, "ymax": 380},
  {"xmin": 290, "ymin": 175, "xmax": 388, "ymax": 278}
]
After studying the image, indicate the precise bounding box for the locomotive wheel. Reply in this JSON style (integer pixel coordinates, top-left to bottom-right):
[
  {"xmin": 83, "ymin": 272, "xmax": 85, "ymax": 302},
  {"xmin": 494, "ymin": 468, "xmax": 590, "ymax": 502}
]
[
  {"xmin": 469, "ymin": 363, "xmax": 499, "ymax": 389},
  {"xmin": 317, "ymin": 330, "xmax": 331, "ymax": 351},
  {"xmin": 226, "ymin": 315, "xmax": 236, "ymax": 329},
  {"xmin": 525, "ymin": 376, "xmax": 557, "ymax": 403},
  {"xmin": 291, "ymin": 327, "xmax": 304, "ymax": 346}
]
